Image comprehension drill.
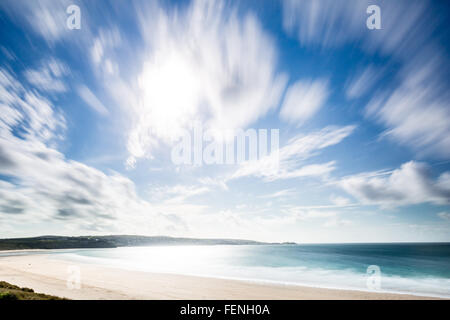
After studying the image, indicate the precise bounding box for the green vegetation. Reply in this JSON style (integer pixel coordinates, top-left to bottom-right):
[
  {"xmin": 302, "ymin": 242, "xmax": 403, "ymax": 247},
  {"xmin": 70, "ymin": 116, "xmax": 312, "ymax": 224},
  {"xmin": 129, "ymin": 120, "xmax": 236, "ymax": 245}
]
[
  {"xmin": 0, "ymin": 235, "xmax": 276, "ymax": 251},
  {"xmin": 0, "ymin": 281, "xmax": 67, "ymax": 300}
]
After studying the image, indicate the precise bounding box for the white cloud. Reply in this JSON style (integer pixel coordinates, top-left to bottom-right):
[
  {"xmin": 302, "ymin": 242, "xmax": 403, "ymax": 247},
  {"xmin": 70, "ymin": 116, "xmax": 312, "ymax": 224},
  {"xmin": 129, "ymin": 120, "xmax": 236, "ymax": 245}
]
[
  {"xmin": 280, "ymin": 206, "xmax": 353, "ymax": 228},
  {"xmin": 197, "ymin": 177, "xmax": 228, "ymax": 191},
  {"xmin": 0, "ymin": 0, "xmax": 74, "ymax": 43},
  {"xmin": 30, "ymin": 2, "xmax": 69, "ymax": 41},
  {"xmin": 279, "ymin": 79, "xmax": 329, "ymax": 125},
  {"xmin": 323, "ymin": 217, "xmax": 353, "ymax": 228},
  {"xmin": 90, "ymin": 28, "xmax": 122, "ymax": 76},
  {"xmin": 0, "ymin": 69, "xmax": 181, "ymax": 234},
  {"xmin": 294, "ymin": 210, "xmax": 337, "ymax": 220},
  {"xmin": 91, "ymin": 39, "xmax": 104, "ymax": 65},
  {"xmin": 346, "ymin": 66, "xmax": 381, "ymax": 99},
  {"xmin": 365, "ymin": 53, "xmax": 450, "ymax": 159},
  {"xmin": 260, "ymin": 189, "xmax": 295, "ymax": 199},
  {"xmin": 282, "ymin": 162, "xmax": 336, "ymax": 179},
  {"xmin": 362, "ymin": 1, "xmax": 430, "ymax": 57},
  {"xmin": 231, "ymin": 125, "xmax": 355, "ymax": 181},
  {"xmin": 438, "ymin": 212, "xmax": 450, "ymax": 221},
  {"xmin": 77, "ymin": 85, "xmax": 109, "ymax": 116},
  {"xmin": 0, "ymin": 69, "xmax": 66, "ymax": 143},
  {"xmin": 281, "ymin": 0, "xmax": 430, "ymax": 56},
  {"xmin": 330, "ymin": 195, "xmax": 352, "ymax": 206},
  {"xmin": 1, "ymin": 47, "xmax": 17, "ymax": 61},
  {"xmin": 148, "ymin": 184, "xmax": 210, "ymax": 204},
  {"xmin": 24, "ymin": 58, "xmax": 69, "ymax": 93},
  {"xmin": 120, "ymin": 0, "xmax": 287, "ymax": 165},
  {"xmin": 282, "ymin": 0, "xmax": 368, "ymax": 47},
  {"xmin": 338, "ymin": 161, "xmax": 450, "ymax": 207}
]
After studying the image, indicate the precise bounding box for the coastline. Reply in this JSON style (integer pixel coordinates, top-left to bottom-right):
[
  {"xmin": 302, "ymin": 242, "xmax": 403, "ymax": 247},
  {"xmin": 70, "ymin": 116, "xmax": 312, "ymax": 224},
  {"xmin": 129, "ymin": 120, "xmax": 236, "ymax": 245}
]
[{"xmin": 0, "ymin": 251, "xmax": 442, "ymax": 300}]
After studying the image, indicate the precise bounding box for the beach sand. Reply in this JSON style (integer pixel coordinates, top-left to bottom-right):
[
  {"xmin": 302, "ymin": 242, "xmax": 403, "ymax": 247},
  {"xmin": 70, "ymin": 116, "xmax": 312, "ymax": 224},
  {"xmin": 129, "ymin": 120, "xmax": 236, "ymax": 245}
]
[{"xmin": 0, "ymin": 253, "xmax": 439, "ymax": 300}]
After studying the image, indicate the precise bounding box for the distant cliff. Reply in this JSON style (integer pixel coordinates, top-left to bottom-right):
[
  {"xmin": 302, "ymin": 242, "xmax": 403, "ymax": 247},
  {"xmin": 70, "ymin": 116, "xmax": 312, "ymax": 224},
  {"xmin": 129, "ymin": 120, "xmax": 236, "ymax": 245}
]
[{"xmin": 0, "ymin": 235, "xmax": 279, "ymax": 250}]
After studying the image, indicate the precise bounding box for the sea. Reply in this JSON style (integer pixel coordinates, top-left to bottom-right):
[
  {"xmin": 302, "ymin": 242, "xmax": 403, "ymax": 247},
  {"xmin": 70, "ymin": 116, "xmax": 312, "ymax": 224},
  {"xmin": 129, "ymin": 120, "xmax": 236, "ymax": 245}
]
[{"xmin": 3, "ymin": 243, "xmax": 450, "ymax": 298}]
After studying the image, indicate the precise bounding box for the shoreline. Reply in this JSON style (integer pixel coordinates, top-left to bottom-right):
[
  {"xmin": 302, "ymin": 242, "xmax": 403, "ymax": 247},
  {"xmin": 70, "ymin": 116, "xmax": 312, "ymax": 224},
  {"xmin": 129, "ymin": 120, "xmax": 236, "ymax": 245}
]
[{"xmin": 0, "ymin": 251, "xmax": 444, "ymax": 300}]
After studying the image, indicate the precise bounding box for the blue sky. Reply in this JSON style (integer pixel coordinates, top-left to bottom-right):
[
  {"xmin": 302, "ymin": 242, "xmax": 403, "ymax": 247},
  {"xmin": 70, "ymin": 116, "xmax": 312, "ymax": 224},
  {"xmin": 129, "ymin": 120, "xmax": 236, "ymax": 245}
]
[{"xmin": 0, "ymin": 0, "xmax": 449, "ymax": 242}]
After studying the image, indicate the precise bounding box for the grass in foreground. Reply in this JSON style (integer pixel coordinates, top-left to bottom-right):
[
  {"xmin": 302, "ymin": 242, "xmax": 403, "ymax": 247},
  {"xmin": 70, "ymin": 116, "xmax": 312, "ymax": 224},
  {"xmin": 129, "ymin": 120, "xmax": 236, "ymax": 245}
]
[{"xmin": 0, "ymin": 281, "xmax": 67, "ymax": 300}]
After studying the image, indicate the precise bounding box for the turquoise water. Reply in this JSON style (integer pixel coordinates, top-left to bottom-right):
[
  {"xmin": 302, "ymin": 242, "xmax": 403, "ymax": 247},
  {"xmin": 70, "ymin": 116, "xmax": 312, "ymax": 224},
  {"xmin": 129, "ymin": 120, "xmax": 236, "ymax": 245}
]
[{"xmin": 18, "ymin": 243, "xmax": 450, "ymax": 298}]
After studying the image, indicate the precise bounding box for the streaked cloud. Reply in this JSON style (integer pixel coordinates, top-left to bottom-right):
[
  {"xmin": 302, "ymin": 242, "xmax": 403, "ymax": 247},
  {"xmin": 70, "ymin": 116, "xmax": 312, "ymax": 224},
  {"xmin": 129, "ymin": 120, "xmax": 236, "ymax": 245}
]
[
  {"xmin": 280, "ymin": 206, "xmax": 353, "ymax": 228},
  {"xmin": 330, "ymin": 195, "xmax": 352, "ymax": 206},
  {"xmin": 365, "ymin": 53, "xmax": 450, "ymax": 159},
  {"xmin": 282, "ymin": 0, "xmax": 368, "ymax": 48},
  {"xmin": 148, "ymin": 184, "xmax": 210, "ymax": 204},
  {"xmin": 0, "ymin": 69, "xmax": 66, "ymax": 143},
  {"xmin": 259, "ymin": 189, "xmax": 296, "ymax": 199},
  {"xmin": 281, "ymin": 0, "xmax": 430, "ymax": 56},
  {"xmin": 338, "ymin": 161, "xmax": 450, "ymax": 207},
  {"xmin": 24, "ymin": 59, "xmax": 69, "ymax": 93},
  {"xmin": 0, "ymin": 0, "xmax": 74, "ymax": 43},
  {"xmin": 438, "ymin": 212, "xmax": 450, "ymax": 221},
  {"xmin": 346, "ymin": 66, "xmax": 382, "ymax": 99},
  {"xmin": 77, "ymin": 85, "xmax": 109, "ymax": 116},
  {"xmin": 279, "ymin": 79, "xmax": 329, "ymax": 125},
  {"xmin": 90, "ymin": 28, "xmax": 122, "ymax": 76},
  {"xmin": 323, "ymin": 217, "xmax": 353, "ymax": 228},
  {"xmin": 231, "ymin": 125, "xmax": 355, "ymax": 181}
]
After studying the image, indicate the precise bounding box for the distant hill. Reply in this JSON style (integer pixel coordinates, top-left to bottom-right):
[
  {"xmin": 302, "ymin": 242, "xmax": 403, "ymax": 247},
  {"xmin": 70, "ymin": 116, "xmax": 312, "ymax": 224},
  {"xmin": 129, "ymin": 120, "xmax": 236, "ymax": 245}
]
[{"xmin": 0, "ymin": 235, "xmax": 282, "ymax": 250}]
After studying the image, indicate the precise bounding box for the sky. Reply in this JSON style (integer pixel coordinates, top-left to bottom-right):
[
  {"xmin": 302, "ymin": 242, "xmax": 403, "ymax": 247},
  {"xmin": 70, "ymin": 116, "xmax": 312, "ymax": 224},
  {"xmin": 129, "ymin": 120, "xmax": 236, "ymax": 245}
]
[{"xmin": 0, "ymin": 0, "xmax": 449, "ymax": 243}]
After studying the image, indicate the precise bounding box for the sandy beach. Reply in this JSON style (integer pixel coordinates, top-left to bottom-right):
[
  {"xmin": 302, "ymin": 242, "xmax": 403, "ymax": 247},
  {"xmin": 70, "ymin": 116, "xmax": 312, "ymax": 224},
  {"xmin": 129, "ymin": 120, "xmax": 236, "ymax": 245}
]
[{"xmin": 0, "ymin": 252, "xmax": 440, "ymax": 300}]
